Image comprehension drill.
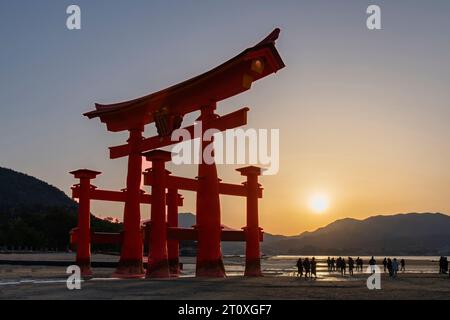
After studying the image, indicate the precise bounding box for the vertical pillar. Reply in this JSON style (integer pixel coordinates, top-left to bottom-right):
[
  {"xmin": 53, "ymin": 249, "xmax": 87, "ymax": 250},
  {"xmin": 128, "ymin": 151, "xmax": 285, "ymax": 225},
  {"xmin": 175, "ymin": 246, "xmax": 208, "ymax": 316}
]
[
  {"xmin": 115, "ymin": 128, "xmax": 145, "ymax": 278},
  {"xmin": 237, "ymin": 166, "xmax": 263, "ymax": 277},
  {"xmin": 196, "ymin": 103, "xmax": 226, "ymax": 277},
  {"xmin": 144, "ymin": 150, "xmax": 172, "ymax": 278},
  {"xmin": 70, "ymin": 169, "xmax": 101, "ymax": 276},
  {"xmin": 167, "ymin": 188, "xmax": 182, "ymax": 276}
]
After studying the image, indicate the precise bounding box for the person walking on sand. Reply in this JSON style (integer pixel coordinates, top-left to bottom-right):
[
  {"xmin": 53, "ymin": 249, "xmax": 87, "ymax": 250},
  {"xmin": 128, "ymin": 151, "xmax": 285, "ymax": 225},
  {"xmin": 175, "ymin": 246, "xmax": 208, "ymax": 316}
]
[
  {"xmin": 392, "ymin": 258, "xmax": 399, "ymax": 278},
  {"xmin": 400, "ymin": 259, "xmax": 406, "ymax": 272},
  {"xmin": 369, "ymin": 256, "xmax": 377, "ymax": 274},
  {"xmin": 327, "ymin": 257, "xmax": 332, "ymax": 272},
  {"xmin": 439, "ymin": 256, "xmax": 445, "ymax": 274},
  {"xmin": 296, "ymin": 258, "xmax": 304, "ymax": 277},
  {"xmin": 359, "ymin": 257, "xmax": 364, "ymax": 272},
  {"xmin": 331, "ymin": 257, "xmax": 336, "ymax": 271},
  {"xmin": 311, "ymin": 257, "xmax": 317, "ymax": 279},
  {"xmin": 383, "ymin": 258, "xmax": 387, "ymax": 272},
  {"xmin": 348, "ymin": 257, "xmax": 354, "ymax": 276},
  {"xmin": 387, "ymin": 258, "xmax": 393, "ymax": 277},
  {"xmin": 303, "ymin": 258, "xmax": 311, "ymax": 279},
  {"xmin": 340, "ymin": 258, "xmax": 347, "ymax": 276},
  {"xmin": 439, "ymin": 256, "xmax": 447, "ymax": 274}
]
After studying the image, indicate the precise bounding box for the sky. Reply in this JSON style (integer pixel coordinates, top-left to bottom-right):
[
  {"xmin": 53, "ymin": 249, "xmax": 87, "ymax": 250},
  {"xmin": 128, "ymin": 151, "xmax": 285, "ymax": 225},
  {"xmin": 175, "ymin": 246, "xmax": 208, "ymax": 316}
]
[{"xmin": 1, "ymin": 0, "xmax": 450, "ymax": 235}]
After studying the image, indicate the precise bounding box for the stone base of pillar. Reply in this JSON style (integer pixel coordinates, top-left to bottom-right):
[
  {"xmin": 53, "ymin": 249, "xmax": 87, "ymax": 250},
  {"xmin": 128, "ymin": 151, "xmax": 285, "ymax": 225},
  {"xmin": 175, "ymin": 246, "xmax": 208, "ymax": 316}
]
[
  {"xmin": 146, "ymin": 259, "xmax": 171, "ymax": 278},
  {"xmin": 76, "ymin": 258, "xmax": 92, "ymax": 277},
  {"xmin": 113, "ymin": 259, "xmax": 145, "ymax": 278},
  {"xmin": 196, "ymin": 259, "xmax": 226, "ymax": 277},
  {"xmin": 168, "ymin": 258, "xmax": 180, "ymax": 276},
  {"xmin": 245, "ymin": 259, "xmax": 263, "ymax": 277}
]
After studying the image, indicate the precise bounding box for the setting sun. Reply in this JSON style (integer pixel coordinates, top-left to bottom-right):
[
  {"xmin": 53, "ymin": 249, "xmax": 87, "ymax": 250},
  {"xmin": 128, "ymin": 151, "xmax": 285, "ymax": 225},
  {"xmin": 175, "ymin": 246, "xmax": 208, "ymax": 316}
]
[{"xmin": 309, "ymin": 194, "xmax": 329, "ymax": 213}]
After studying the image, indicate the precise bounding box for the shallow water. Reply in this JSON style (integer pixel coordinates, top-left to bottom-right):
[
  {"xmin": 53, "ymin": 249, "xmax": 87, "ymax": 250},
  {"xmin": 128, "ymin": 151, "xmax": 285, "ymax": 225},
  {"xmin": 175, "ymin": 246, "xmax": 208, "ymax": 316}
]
[{"xmin": 180, "ymin": 255, "xmax": 444, "ymax": 279}]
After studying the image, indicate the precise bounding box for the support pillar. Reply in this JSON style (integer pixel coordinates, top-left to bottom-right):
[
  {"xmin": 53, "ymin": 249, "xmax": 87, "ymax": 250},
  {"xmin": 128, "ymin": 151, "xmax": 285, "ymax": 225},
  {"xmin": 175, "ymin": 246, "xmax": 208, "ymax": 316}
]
[
  {"xmin": 144, "ymin": 150, "xmax": 171, "ymax": 278},
  {"xmin": 70, "ymin": 169, "xmax": 101, "ymax": 276},
  {"xmin": 196, "ymin": 103, "xmax": 226, "ymax": 277},
  {"xmin": 237, "ymin": 166, "xmax": 263, "ymax": 277},
  {"xmin": 167, "ymin": 188, "xmax": 182, "ymax": 276},
  {"xmin": 115, "ymin": 128, "xmax": 145, "ymax": 278}
]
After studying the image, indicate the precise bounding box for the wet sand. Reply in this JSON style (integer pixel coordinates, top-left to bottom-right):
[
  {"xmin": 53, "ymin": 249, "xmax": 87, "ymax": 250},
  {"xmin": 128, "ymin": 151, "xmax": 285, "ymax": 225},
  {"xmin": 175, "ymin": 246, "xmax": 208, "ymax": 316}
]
[{"xmin": 0, "ymin": 253, "xmax": 449, "ymax": 300}]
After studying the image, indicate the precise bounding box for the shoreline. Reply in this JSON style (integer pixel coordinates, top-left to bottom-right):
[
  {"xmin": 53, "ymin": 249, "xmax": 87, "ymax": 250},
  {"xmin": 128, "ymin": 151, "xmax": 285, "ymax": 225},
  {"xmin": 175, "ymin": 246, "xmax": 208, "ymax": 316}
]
[
  {"xmin": 0, "ymin": 253, "xmax": 449, "ymax": 300},
  {"xmin": 0, "ymin": 272, "xmax": 449, "ymax": 300}
]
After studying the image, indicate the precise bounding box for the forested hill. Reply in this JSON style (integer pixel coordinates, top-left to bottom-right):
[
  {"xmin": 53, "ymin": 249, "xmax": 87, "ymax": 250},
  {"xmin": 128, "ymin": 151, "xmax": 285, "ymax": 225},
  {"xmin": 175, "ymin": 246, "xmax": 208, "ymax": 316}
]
[
  {"xmin": 0, "ymin": 167, "xmax": 121, "ymax": 251},
  {"xmin": 0, "ymin": 167, "xmax": 76, "ymax": 211}
]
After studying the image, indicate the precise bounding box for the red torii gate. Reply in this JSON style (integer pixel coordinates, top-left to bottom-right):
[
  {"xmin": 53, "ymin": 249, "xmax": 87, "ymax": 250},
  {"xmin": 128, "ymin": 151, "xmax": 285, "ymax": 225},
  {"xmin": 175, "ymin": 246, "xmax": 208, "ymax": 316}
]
[{"xmin": 70, "ymin": 29, "xmax": 285, "ymax": 278}]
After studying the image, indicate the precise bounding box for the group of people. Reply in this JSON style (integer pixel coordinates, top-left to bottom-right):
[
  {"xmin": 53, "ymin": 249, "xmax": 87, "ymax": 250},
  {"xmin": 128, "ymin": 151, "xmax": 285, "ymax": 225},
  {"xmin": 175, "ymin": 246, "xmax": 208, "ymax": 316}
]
[
  {"xmin": 296, "ymin": 257, "xmax": 318, "ymax": 279},
  {"xmin": 296, "ymin": 256, "xmax": 366, "ymax": 278},
  {"xmin": 439, "ymin": 257, "xmax": 449, "ymax": 275},
  {"xmin": 296, "ymin": 256, "xmax": 450, "ymax": 279},
  {"xmin": 326, "ymin": 257, "xmax": 364, "ymax": 275},
  {"xmin": 380, "ymin": 257, "xmax": 405, "ymax": 278},
  {"xmin": 295, "ymin": 256, "xmax": 409, "ymax": 279}
]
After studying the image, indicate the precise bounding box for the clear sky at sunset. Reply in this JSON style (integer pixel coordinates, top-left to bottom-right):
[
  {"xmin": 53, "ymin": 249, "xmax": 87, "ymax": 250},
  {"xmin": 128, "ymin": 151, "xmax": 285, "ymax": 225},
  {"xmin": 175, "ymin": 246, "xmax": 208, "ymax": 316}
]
[{"xmin": 1, "ymin": 1, "xmax": 450, "ymax": 235}]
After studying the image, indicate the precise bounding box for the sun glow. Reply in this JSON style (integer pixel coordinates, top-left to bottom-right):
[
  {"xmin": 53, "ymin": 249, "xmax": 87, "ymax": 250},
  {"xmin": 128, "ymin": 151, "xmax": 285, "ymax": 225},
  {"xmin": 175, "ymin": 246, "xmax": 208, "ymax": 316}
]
[{"xmin": 309, "ymin": 194, "xmax": 329, "ymax": 213}]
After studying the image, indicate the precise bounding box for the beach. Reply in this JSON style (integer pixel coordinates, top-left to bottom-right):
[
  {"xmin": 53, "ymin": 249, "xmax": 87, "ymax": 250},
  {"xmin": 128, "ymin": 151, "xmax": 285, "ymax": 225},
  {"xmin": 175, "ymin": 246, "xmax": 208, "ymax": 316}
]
[{"xmin": 0, "ymin": 253, "xmax": 449, "ymax": 300}]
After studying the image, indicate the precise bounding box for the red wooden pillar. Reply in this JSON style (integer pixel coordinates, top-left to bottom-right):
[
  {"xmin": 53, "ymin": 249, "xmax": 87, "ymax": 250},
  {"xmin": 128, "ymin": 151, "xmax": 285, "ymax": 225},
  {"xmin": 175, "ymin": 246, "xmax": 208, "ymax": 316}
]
[
  {"xmin": 115, "ymin": 128, "xmax": 145, "ymax": 278},
  {"xmin": 167, "ymin": 188, "xmax": 182, "ymax": 276},
  {"xmin": 144, "ymin": 150, "xmax": 171, "ymax": 278},
  {"xmin": 196, "ymin": 103, "xmax": 226, "ymax": 277},
  {"xmin": 237, "ymin": 166, "xmax": 263, "ymax": 277},
  {"xmin": 70, "ymin": 169, "xmax": 101, "ymax": 276}
]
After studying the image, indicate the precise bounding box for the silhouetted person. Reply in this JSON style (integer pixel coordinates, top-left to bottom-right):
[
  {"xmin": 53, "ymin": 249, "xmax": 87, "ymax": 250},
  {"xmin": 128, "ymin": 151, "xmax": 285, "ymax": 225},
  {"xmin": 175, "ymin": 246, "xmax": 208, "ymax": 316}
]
[
  {"xmin": 331, "ymin": 257, "xmax": 336, "ymax": 271},
  {"xmin": 296, "ymin": 258, "xmax": 304, "ymax": 277},
  {"xmin": 387, "ymin": 258, "xmax": 393, "ymax": 277},
  {"xmin": 336, "ymin": 257, "xmax": 341, "ymax": 273},
  {"xmin": 358, "ymin": 258, "xmax": 364, "ymax": 272},
  {"xmin": 348, "ymin": 257, "xmax": 354, "ymax": 276},
  {"xmin": 327, "ymin": 257, "xmax": 332, "ymax": 272},
  {"xmin": 392, "ymin": 258, "xmax": 399, "ymax": 278},
  {"xmin": 303, "ymin": 258, "xmax": 311, "ymax": 279},
  {"xmin": 400, "ymin": 259, "xmax": 406, "ymax": 272},
  {"xmin": 383, "ymin": 258, "xmax": 387, "ymax": 272},
  {"xmin": 341, "ymin": 258, "xmax": 347, "ymax": 275},
  {"xmin": 369, "ymin": 256, "xmax": 377, "ymax": 274},
  {"xmin": 439, "ymin": 257, "xmax": 448, "ymax": 274},
  {"xmin": 311, "ymin": 257, "xmax": 317, "ymax": 279}
]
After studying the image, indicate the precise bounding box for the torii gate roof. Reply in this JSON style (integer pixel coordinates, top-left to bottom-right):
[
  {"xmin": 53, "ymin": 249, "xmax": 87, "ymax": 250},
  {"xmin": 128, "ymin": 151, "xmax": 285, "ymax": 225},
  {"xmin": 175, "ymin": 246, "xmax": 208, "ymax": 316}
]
[{"xmin": 84, "ymin": 29, "xmax": 285, "ymax": 132}]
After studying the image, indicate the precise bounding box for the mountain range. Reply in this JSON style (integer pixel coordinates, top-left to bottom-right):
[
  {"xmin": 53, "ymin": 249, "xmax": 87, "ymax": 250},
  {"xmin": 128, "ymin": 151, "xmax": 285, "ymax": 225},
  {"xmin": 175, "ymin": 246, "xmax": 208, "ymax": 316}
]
[{"xmin": 261, "ymin": 213, "xmax": 450, "ymax": 256}]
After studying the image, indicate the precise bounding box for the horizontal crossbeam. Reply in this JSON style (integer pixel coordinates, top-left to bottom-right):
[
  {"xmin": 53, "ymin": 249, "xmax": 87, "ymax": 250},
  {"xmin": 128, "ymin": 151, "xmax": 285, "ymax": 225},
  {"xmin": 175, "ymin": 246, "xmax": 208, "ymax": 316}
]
[
  {"xmin": 144, "ymin": 174, "xmax": 263, "ymax": 198},
  {"xmin": 109, "ymin": 107, "xmax": 249, "ymax": 159},
  {"xmin": 71, "ymin": 187, "xmax": 183, "ymax": 205}
]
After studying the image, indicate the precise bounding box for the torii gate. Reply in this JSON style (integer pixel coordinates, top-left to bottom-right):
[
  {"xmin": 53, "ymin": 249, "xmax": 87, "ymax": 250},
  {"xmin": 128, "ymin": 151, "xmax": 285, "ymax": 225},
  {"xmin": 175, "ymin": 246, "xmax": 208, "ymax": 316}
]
[{"xmin": 69, "ymin": 29, "xmax": 285, "ymax": 278}]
